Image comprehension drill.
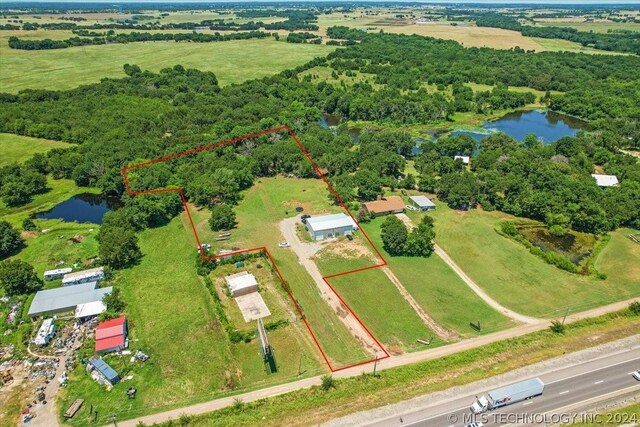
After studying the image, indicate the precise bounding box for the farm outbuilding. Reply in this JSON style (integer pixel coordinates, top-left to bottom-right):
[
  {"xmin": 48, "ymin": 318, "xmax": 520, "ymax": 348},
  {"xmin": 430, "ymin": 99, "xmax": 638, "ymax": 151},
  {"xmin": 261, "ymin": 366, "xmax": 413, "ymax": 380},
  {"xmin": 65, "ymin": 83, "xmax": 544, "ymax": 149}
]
[
  {"xmin": 88, "ymin": 357, "xmax": 120, "ymax": 386},
  {"xmin": 591, "ymin": 174, "xmax": 619, "ymax": 187},
  {"xmin": 95, "ymin": 316, "xmax": 128, "ymax": 353},
  {"xmin": 409, "ymin": 195, "xmax": 436, "ymax": 211},
  {"xmin": 62, "ymin": 267, "xmax": 105, "ymax": 286},
  {"xmin": 362, "ymin": 196, "xmax": 405, "ymax": 216},
  {"xmin": 34, "ymin": 318, "xmax": 55, "ymax": 346},
  {"xmin": 225, "ymin": 272, "xmax": 259, "ymax": 297},
  {"xmin": 44, "ymin": 268, "xmax": 72, "ymax": 281},
  {"xmin": 454, "ymin": 155, "xmax": 470, "ymax": 165},
  {"xmin": 74, "ymin": 301, "xmax": 107, "ymax": 320},
  {"xmin": 305, "ymin": 213, "xmax": 357, "ymax": 241},
  {"xmin": 28, "ymin": 282, "xmax": 112, "ymax": 319}
]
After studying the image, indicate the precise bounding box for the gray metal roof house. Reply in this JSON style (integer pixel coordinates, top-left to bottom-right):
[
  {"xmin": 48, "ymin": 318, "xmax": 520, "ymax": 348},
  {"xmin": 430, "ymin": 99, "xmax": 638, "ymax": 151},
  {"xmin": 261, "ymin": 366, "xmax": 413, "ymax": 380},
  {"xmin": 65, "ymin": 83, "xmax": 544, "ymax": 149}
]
[{"xmin": 28, "ymin": 282, "xmax": 112, "ymax": 318}]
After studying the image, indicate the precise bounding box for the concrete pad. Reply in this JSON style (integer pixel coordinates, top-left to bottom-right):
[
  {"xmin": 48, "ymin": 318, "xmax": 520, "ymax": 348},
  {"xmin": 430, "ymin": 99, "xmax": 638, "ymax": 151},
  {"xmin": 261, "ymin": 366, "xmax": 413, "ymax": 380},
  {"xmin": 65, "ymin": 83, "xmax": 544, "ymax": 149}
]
[{"xmin": 234, "ymin": 293, "xmax": 271, "ymax": 322}]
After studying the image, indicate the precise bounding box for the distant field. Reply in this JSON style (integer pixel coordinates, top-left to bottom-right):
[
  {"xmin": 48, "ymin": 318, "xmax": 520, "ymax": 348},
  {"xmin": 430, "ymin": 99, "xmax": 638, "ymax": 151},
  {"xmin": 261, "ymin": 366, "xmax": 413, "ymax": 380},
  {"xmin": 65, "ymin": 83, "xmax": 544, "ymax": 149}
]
[
  {"xmin": 530, "ymin": 37, "xmax": 630, "ymax": 55},
  {"xmin": 428, "ymin": 201, "xmax": 640, "ymax": 318},
  {"xmin": 0, "ymin": 34, "xmax": 334, "ymax": 92},
  {"xmin": 534, "ymin": 20, "xmax": 640, "ymax": 33},
  {"xmin": 0, "ymin": 132, "xmax": 73, "ymax": 166}
]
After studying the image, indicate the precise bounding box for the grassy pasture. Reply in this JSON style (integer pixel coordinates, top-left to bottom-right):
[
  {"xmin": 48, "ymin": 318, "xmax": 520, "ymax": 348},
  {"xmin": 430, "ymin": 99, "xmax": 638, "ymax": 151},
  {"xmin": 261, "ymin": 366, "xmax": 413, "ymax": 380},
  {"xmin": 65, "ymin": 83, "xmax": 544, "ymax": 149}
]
[
  {"xmin": 530, "ymin": 36, "xmax": 630, "ymax": 55},
  {"xmin": 180, "ymin": 176, "xmax": 370, "ymax": 368},
  {"xmin": 360, "ymin": 217, "xmax": 515, "ymax": 336},
  {"xmin": 0, "ymin": 34, "xmax": 334, "ymax": 92},
  {"xmin": 427, "ymin": 200, "xmax": 640, "ymax": 318},
  {"xmin": 0, "ymin": 133, "xmax": 73, "ymax": 166}
]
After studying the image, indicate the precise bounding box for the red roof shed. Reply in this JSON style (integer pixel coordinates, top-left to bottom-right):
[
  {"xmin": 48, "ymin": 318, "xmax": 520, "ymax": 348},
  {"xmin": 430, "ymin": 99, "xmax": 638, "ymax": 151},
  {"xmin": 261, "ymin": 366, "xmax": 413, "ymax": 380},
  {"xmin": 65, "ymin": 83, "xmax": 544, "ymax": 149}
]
[{"xmin": 95, "ymin": 316, "xmax": 127, "ymax": 353}]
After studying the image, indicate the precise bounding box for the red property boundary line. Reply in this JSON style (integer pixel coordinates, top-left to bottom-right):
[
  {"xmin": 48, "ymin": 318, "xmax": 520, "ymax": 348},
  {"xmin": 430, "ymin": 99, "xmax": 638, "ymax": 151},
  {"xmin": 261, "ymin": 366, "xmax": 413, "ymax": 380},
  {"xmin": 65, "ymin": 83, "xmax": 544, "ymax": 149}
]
[{"xmin": 122, "ymin": 125, "xmax": 391, "ymax": 372}]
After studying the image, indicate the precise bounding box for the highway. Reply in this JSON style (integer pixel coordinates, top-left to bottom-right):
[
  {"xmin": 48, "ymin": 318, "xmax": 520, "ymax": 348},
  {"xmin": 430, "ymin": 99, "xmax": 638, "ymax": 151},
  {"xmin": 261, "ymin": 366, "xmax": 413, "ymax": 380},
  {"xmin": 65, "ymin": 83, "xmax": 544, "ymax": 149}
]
[{"xmin": 366, "ymin": 347, "xmax": 640, "ymax": 427}]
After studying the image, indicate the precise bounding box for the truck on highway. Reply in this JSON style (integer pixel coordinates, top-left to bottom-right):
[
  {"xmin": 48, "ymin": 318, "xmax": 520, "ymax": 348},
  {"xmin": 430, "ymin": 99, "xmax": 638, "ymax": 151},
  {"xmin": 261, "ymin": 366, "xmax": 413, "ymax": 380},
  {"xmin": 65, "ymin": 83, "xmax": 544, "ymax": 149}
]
[{"xmin": 470, "ymin": 377, "xmax": 544, "ymax": 413}]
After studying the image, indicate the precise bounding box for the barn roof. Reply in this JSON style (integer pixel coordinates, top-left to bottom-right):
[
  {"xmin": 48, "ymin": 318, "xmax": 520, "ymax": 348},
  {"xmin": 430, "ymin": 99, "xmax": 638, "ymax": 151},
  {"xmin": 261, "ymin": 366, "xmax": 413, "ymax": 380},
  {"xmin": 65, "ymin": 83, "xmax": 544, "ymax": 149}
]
[{"xmin": 306, "ymin": 213, "xmax": 357, "ymax": 232}]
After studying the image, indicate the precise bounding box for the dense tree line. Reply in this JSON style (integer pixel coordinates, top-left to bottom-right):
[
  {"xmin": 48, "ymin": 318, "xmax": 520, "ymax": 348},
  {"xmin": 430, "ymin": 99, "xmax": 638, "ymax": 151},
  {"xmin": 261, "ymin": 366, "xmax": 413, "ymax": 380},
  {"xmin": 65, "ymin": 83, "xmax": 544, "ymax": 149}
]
[
  {"xmin": 0, "ymin": 221, "xmax": 24, "ymax": 260},
  {"xmin": 0, "ymin": 161, "xmax": 48, "ymax": 206},
  {"xmin": 286, "ymin": 32, "xmax": 321, "ymax": 44},
  {"xmin": 0, "ymin": 28, "xmax": 638, "ymax": 248},
  {"xmin": 8, "ymin": 30, "xmax": 271, "ymax": 50}
]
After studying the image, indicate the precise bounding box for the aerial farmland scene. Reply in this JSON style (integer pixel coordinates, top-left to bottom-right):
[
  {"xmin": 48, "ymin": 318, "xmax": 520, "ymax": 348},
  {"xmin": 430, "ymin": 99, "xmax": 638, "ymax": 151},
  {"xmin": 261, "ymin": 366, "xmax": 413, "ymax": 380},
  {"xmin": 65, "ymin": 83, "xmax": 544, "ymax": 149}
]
[{"xmin": 0, "ymin": 1, "xmax": 639, "ymax": 426}]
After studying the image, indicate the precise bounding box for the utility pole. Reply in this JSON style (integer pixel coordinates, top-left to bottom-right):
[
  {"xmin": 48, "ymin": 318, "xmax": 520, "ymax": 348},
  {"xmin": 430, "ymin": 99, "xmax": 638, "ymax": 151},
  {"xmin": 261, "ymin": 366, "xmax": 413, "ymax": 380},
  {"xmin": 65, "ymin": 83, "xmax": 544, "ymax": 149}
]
[
  {"xmin": 373, "ymin": 356, "xmax": 378, "ymax": 377},
  {"xmin": 562, "ymin": 308, "xmax": 570, "ymax": 325},
  {"xmin": 298, "ymin": 353, "xmax": 303, "ymax": 376},
  {"xmin": 111, "ymin": 413, "xmax": 117, "ymax": 427}
]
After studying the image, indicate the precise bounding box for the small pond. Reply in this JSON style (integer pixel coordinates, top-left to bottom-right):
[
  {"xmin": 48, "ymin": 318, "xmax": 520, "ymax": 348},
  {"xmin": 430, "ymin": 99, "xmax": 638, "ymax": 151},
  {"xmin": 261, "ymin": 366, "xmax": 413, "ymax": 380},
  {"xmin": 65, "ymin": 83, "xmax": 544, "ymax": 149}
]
[
  {"xmin": 450, "ymin": 110, "xmax": 588, "ymax": 144},
  {"xmin": 35, "ymin": 193, "xmax": 121, "ymax": 224}
]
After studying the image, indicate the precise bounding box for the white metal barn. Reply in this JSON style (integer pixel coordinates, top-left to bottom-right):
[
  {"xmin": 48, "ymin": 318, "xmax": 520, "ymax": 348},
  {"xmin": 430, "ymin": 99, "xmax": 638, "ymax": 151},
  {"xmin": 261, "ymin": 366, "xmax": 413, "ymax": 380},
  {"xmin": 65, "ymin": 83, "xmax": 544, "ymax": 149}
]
[
  {"xmin": 225, "ymin": 272, "xmax": 259, "ymax": 297},
  {"xmin": 306, "ymin": 213, "xmax": 357, "ymax": 241}
]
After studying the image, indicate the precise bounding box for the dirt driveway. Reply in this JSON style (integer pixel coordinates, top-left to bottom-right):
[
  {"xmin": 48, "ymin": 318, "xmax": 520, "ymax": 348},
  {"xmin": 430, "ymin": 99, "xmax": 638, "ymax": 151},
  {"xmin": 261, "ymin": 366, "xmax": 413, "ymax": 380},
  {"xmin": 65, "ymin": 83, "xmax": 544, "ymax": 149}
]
[{"xmin": 279, "ymin": 217, "xmax": 383, "ymax": 358}]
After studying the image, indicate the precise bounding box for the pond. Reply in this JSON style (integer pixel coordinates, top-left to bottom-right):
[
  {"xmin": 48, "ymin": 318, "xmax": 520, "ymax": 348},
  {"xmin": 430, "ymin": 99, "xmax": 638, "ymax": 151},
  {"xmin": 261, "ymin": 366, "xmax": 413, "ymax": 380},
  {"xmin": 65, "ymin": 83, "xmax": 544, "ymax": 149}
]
[
  {"xmin": 35, "ymin": 193, "xmax": 121, "ymax": 224},
  {"xmin": 319, "ymin": 114, "xmax": 361, "ymax": 142},
  {"xmin": 450, "ymin": 110, "xmax": 588, "ymax": 144}
]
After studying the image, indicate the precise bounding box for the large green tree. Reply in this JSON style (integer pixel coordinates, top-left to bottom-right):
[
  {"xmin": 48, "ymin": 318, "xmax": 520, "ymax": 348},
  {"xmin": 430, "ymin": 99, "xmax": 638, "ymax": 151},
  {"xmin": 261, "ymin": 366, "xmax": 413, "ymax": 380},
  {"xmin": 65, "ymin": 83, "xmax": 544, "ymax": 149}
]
[
  {"xmin": 209, "ymin": 204, "xmax": 236, "ymax": 231},
  {"xmin": 0, "ymin": 259, "xmax": 42, "ymax": 296},
  {"xmin": 97, "ymin": 226, "xmax": 142, "ymax": 269},
  {"xmin": 405, "ymin": 217, "xmax": 436, "ymax": 257},
  {"xmin": 380, "ymin": 215, "xmax": 408, "ymax": 256},
  {"xmin": 0, "ymin": 220, "xmax": 24, "ymax": 259}
]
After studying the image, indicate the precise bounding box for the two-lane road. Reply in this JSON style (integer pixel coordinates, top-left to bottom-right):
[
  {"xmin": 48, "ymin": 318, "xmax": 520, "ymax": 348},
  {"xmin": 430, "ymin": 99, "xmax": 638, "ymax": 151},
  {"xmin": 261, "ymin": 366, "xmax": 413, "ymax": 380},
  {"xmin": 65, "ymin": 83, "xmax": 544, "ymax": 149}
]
[{"xmin": 365, "ymin": 347, "xmax": 640, "ymax": 427}]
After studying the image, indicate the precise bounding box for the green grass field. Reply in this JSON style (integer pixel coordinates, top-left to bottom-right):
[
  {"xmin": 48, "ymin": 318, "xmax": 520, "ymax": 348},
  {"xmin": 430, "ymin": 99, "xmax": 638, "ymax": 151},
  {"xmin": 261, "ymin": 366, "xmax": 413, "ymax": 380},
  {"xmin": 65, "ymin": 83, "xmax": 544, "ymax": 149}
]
[
  {"xmin": 0, "ymin": 33, "xmax": 334, "ymax": 92},
  {"xmin": 361, "ymin": 217, "xmax": 515, "ymax": 336},
  {"xmin": 427, "ymin": 201, "xmax": 640, "ymax": 318},
  {"xmin": 13, "ymin": 219, "xmax": 99, "ymax": 277},
  {"xmin": 530, "ymin": 37, "xmax": 629, "ymax": 55},
  {"xmin": 0, "ymin": 133, "xmax": 73, "ymax": 166}
]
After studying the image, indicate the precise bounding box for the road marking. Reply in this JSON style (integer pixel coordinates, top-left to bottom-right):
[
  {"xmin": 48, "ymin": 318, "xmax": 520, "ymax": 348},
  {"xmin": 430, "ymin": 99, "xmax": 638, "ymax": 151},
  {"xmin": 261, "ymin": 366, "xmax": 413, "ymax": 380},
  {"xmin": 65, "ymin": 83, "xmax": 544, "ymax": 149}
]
[
  {"xmin": 559, "ymin": 390, "xmax": 570, "ymax": 395},
  {"xmin": 546, "ymin": 356, "xmax": 640, "ymax": 385},
  {"xmin": 594, "ymin": 380, "xmax": 604, "ymax": 384}
]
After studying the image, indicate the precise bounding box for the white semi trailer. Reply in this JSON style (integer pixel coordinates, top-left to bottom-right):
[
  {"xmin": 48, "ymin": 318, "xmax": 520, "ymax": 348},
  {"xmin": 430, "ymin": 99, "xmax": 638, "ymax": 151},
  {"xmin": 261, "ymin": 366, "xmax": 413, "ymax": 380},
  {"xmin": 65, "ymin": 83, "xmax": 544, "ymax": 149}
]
[{"xmin": 471, "ymin": 377, "xmax": 545, "ymax": 413}]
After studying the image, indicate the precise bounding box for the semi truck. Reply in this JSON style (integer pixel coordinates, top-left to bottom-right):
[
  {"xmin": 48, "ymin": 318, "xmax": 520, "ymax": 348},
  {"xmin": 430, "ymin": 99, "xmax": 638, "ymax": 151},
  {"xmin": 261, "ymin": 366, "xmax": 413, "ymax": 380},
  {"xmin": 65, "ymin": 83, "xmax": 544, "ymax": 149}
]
[{"xmin": 470, "ymin": 377, "xmax": 544, "ymax": 413}]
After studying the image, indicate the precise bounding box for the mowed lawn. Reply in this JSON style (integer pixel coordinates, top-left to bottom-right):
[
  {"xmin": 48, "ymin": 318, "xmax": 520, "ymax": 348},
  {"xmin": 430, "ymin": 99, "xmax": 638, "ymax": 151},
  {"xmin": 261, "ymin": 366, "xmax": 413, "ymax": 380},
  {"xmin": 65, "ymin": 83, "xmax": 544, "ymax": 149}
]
[
  {"xmin": 0, "ymin": 133, "xmax": 73, "ymax": 166},
  {"xmin": 428, "ymin": 201, "xmax": 640, "ymax": 318},
  {"xmin": 361, "ymin": 218, "xmax": 515, "ymax": 336},
  {"xmin": 184, "ymin": 176, "xmax": 370, "ymax": 368},
  {"xmin": 0, "ymin": 33, "xmax": 334, "ymax": 92}
]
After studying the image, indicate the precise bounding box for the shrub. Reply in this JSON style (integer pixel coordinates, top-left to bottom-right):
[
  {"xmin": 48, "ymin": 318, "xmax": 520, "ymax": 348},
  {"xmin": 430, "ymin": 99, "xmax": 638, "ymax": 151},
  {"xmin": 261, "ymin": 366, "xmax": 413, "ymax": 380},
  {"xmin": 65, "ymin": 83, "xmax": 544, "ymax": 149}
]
[
  {"xmin": 550, "ymin": 320, "xmax": 565, "ymax": 334},
  {"xmin": 629, "ymin": 301, "xmax": 640, "ymax": 316},
  {"xmin": 321, "ymin": 374, "xmax": 336, "ymax": 391},
  {"xmin": 500, "ymin": 221, "xmax": 518, "ymax": 237}
]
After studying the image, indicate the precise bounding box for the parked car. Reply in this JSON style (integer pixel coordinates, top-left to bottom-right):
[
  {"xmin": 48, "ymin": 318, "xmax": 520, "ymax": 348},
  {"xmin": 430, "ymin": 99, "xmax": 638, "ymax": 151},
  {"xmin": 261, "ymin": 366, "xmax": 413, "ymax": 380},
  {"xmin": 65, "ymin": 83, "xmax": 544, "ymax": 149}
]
[
  {"xmin": 278, "ymin": 241, "xmax": 290, "ymax": 248},
  {"xmin": 405, "ymin": 205, "xmax": 417, "ymax": 211},
  {"xmin": 632, "ymin": 370, "xmax": 640, "ymax": 381},
  {"xmin": 301, "ymin": 214, "xmax": 311, "ymax": 224},
  {"xmin": 346, "ymin": 234, "xmax": 353, "ymax": 241}
]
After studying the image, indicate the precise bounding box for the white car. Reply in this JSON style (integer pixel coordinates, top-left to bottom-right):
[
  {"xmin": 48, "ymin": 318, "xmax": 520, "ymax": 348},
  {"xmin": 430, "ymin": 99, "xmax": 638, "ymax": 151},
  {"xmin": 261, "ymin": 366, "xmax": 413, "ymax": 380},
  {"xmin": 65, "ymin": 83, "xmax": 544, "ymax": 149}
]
[
  {"xmin": 632, "ymin": 370, "xmax": 640, "ymax": 381},
  {"xmin": 278, "ymin": 241, "xmax": 290, "ymax": 248},
  {"xmin": 405, "ymin": 205, "xmax": 417, "ymax": 211}
]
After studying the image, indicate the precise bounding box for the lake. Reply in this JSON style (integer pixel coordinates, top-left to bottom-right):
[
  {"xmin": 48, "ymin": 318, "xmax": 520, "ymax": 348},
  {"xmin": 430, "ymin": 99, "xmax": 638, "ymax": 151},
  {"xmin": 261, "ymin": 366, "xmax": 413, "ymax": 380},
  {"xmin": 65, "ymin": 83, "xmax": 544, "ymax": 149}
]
[
  {"xmin": 35, "ymin": 193, "xmax": 121, "ymax": 224},
  {"xmin": 450, "ymin": 110, "xmax": 588, "ymax": 144}
]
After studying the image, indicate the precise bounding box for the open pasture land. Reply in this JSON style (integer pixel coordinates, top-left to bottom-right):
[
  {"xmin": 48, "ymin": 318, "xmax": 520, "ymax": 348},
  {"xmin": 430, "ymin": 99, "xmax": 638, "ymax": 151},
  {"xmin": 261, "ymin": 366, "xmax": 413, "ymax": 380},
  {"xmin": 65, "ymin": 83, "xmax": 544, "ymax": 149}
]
[
  {"xmin": 427, "ymin": 201, "xmax": 640, "ymax": 318},
  {"xmin": 0, "ymin": 133, "xmax": 73, "ymax": 166},
  {"xmin": 534, "ymin": 19, "xmax": 640, "ymax": 33},
  {"xmin": 0, "ymin": 33, "xmax": 335, "ymax": 92},
  {"xmin": 360, "ymin": 217, "xmax": 515, "ymax": 337},
  {"xmin": 13, "ymin": 219, "xmax": 99, "ymax": 278}
]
